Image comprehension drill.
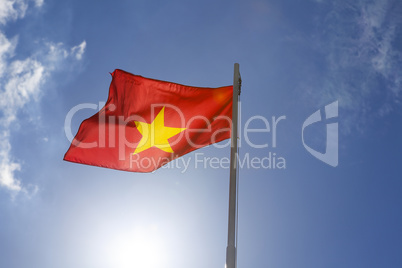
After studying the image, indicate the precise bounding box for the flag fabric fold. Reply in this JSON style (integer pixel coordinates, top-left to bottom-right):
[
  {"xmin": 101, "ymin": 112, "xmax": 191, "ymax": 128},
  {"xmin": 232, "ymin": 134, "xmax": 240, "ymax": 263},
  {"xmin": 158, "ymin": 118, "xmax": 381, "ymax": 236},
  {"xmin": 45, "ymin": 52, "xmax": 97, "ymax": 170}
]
[{"xmin": 64, "ymin": 69, "xmax": 233, "ymax": 172}]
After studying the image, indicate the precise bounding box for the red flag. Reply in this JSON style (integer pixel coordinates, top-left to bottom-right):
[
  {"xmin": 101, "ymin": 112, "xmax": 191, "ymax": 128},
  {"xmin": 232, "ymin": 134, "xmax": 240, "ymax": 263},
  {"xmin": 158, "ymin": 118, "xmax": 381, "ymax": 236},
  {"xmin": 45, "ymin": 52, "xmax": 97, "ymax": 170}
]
[{"xmin": 64, "ymin": 69, "xmax": 233, "ymax": 172}]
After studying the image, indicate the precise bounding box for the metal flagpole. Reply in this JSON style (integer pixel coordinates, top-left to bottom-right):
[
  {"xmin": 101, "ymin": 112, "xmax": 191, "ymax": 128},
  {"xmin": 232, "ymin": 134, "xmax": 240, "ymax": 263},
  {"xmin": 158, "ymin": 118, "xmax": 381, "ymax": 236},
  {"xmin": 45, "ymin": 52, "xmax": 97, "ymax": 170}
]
[{"xmin": 226, "ymin": 63, "xmax": 241, "ymax": 268}]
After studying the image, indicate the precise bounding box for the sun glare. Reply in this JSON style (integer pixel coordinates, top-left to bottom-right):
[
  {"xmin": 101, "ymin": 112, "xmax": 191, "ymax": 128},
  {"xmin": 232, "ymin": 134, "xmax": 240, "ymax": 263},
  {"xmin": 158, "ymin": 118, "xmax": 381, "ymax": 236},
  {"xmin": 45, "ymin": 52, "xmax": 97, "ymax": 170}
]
[{"xmin": 108, "ymin": 225, "xmax": 167, "ymax": 268}]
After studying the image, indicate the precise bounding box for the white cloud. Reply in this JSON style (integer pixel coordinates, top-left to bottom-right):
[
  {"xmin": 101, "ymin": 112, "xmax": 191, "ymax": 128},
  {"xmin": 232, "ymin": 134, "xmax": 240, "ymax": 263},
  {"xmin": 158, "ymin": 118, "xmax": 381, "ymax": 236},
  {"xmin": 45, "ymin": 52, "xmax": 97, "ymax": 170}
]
[
  {"xmin": 0, "ymin": 0, "xmax": 28, "ymax": 25},
  {"xmin": 0, "ymin": 131, "xmax": 22, "ymax": 191},
  {"xmin": 300, "ymin": 0, "xmax": 402, "ymax": 133},
  {"xmin": 1, "ymin": 59, "xmax": 45, "ymax": 125},
  {"xmin": 71, "ymin": 40, "xmax": 87, "ymax": 60},
  {"xmin": 0, "ymin": 32, "xmax": 17, "ymax": 77},
  {"xmin": 34, "ymin": 0, "xmax": 44, "ymax": 7},
  {"xmin": 0, "ymin": 0, "xmax": 86, "ymax": 194},
  {"xmin": 0, "ymin": 0, "xmax": 44, "ymax": 24}
]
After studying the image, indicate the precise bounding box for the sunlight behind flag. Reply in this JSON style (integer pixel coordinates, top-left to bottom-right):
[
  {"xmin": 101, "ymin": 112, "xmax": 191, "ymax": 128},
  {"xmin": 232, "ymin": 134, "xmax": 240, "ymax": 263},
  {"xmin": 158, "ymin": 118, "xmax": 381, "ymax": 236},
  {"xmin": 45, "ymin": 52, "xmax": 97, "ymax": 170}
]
[{"xmin": 108, "ymin": 225, "xmax": 168, "ymax": 268}]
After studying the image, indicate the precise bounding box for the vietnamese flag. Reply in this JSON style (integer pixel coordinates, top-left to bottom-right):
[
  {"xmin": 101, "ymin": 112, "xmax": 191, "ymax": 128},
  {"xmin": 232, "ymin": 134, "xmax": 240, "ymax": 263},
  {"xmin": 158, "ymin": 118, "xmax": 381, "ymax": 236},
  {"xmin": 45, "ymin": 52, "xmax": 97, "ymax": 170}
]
[{"xmin": 64, "ymin": 69, "xmax": 233, "ymax": 172}]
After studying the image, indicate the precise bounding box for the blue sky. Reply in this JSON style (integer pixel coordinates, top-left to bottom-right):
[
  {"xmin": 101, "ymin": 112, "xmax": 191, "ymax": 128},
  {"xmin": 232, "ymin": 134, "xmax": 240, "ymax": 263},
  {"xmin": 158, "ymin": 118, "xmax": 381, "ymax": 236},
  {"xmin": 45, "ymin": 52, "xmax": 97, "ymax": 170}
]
[{"xmin": 1, "ymin": 0, "xmax": 402, "ymax": 267}]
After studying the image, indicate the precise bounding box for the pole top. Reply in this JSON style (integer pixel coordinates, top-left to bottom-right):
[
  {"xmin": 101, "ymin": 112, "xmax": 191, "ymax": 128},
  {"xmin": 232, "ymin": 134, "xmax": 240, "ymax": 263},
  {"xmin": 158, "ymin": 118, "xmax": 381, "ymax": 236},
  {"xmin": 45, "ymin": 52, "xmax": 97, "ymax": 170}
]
[{"xmin": 233, "ymin": 63, "xmax": 241, "ymax": 96}]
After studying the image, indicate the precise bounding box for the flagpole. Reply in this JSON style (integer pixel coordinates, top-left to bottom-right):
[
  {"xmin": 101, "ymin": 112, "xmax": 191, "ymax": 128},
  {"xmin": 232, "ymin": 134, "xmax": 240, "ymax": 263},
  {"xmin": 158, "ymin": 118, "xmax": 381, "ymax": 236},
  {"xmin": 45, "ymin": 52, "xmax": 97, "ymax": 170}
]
[{"xmin": 226, "ymin": 63, "xmax": 241, "ymax": 268}]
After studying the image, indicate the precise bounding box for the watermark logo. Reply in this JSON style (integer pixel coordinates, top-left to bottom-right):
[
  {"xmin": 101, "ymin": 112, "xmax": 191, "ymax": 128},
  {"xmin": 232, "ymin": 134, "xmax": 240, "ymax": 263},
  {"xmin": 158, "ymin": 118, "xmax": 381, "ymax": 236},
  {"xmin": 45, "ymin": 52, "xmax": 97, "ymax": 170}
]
[
  {"xmin": 302, "ymin": 101, "xmax": 338, "ymax": 167},
  {"xmin": 64, "ymin": 100, "xmax": 339, "ymax": 171}
]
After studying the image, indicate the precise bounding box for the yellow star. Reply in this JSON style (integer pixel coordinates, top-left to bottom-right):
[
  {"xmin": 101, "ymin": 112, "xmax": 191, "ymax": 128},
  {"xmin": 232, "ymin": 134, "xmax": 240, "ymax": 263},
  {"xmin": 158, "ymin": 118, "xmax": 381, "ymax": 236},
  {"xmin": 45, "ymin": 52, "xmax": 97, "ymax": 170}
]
[{"xmin": 133, "ymin": 107, "xmax": 186, "ymax": 154}]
